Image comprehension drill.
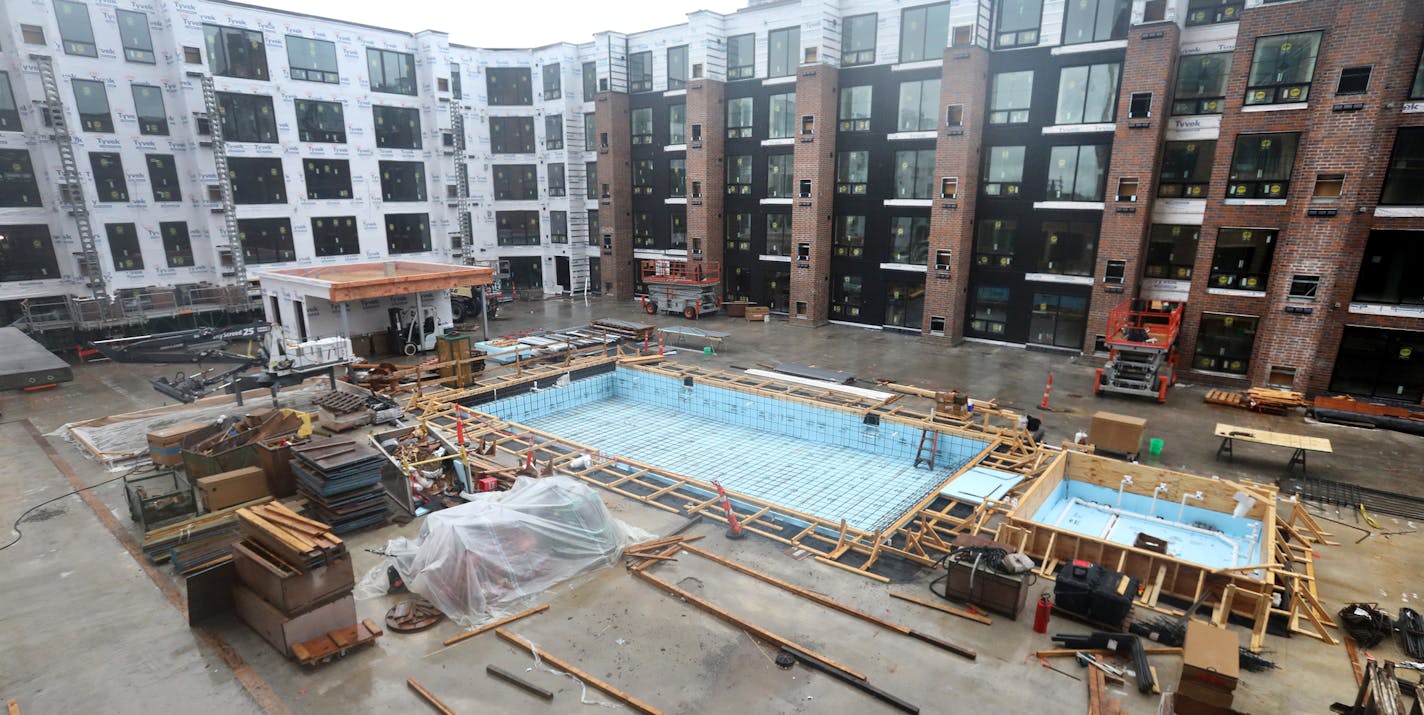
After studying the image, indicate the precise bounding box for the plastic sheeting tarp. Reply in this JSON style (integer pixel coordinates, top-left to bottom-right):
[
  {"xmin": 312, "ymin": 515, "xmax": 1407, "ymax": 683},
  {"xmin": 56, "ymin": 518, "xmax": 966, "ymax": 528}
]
[{"xmin": 360, "ymin": 476, "xmax": 648, "ymax": 626}]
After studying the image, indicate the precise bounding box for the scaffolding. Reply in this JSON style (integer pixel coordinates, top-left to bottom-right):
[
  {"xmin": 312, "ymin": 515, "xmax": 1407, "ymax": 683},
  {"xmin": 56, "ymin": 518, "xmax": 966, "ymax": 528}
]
[{"xmin": 32, "ymin": 54, "xmax": 104, "ymax": 301}]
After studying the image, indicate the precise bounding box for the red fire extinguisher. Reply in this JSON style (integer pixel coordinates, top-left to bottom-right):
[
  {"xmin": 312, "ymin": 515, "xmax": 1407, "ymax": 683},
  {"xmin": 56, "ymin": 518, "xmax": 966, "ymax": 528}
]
[{"xmin": 1033, "ymin": 592, "xmax": 1053, "ymax": 634}]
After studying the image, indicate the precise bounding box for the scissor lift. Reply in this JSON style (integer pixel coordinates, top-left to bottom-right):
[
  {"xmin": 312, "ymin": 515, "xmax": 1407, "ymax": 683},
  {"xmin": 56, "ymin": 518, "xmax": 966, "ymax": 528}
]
[
  {"xmin": 639, "ymin": 260, "xmax": 721, "ymax": 319},
  {"xmin": 1095, "ymin": 299, "xmax": 1183, "ymax": 404}
]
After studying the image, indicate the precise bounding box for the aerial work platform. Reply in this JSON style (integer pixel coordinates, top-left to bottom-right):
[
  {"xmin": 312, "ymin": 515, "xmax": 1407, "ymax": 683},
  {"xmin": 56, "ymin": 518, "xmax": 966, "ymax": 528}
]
[
  {"xmin": 639, "ymin": 260, "xmax": 722, "ymax": 319},
  {"xmin": 1094, "ymin": 300, "xmax": 1182, "ymax": 404}
]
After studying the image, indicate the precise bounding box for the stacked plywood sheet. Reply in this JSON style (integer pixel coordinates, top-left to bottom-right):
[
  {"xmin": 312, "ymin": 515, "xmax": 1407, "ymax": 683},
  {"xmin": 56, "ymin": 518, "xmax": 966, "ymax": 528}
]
[
  {"xmin": 1246, "ymin": 388, "xmax": 1306, "ymax": 414},
  {"xmin": 289, "ymin": 438, "xmax": 388, "ymax": 534}
]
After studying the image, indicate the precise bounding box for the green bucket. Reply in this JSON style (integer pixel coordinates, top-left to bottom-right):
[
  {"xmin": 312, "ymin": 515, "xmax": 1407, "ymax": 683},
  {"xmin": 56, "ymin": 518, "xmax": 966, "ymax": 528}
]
[{"xmin": 1148, "ymin": 438, "xmax": 1164, "ymax": 456}]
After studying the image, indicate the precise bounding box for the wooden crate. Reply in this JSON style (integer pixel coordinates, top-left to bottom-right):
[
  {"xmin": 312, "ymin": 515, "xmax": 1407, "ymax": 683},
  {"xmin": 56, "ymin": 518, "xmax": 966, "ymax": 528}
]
[{"xmin": 745, "ymin": 306, "xmax": 769, "ymax": 322}]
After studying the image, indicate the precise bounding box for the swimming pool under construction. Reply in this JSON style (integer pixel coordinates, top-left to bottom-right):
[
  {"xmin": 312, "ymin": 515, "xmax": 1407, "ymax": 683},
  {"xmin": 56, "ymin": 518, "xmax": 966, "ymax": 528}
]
[{"xmin": 399, "ymin": 354, "xmax": 1340, "ymax": 651}]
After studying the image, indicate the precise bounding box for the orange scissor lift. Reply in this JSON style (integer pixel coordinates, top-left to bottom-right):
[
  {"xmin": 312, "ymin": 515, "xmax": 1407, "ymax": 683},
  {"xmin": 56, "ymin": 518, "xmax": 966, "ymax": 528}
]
[
  {"xmin": 1094, "ymin": 299, "xmax": 1183, "ymax": 404},
  {"xmin": 639, "ymin": 259, "xmax": 722, "ymax": 319}
]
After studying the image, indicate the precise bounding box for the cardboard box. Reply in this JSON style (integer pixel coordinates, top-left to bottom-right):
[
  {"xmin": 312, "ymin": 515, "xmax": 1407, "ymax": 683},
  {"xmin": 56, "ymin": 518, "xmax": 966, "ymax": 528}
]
[
  {"xmin": 233, "ymin": 585, "xmax": 356, "ymax": 657},
  {"xmin": 1177, "ymin": 679, "xmax": 1235, "ymax": 708},
  {"xmin": 146, "ymin": 422, "xmax": 207, "ymax": 467},
  {"xmin": 231, "ymin": 541, "xmax": 354, "ymax": 614},
  {"xmin": 1181, "ymin": 620, "xmax": 1240, "ymax": 692},
  {"xmin": 1089, "ymin": 411, "xmax": 1147, "ymax": 456},
  {"xmin": 197, "ymin": 466, "xmax": 269, "ymax": 512}
]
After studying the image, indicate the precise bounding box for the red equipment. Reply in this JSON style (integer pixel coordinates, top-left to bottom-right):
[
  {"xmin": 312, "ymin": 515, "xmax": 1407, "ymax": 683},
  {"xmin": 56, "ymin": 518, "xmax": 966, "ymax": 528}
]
[
  {"xmin": 1094, "ymin": 299, "xmax": 1183, "ymax": 404},
  {"xmin": 1033, "ymin": 592, "xmax": 1053, "ymax": 634}
]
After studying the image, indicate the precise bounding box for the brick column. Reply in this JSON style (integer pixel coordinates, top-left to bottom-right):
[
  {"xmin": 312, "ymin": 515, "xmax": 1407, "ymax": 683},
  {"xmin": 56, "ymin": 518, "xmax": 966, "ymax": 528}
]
[
  {"xmin": 923, "ymin": 46, "xmax": 989, "ymax": 341},
  {"xmin": 596, "ymin": 91, "xmax": 635, "ymax": 299},
  {"xmin": 789, "ymin": 63, "xmax": 837, "ymax": 326},
  {"xmin": 685, "ymin": 78, "xmax": 725, "ymax": 275},
  {"xmin": 1084, "ymin": 22, "xmax": 1179, "ymax": 352}
]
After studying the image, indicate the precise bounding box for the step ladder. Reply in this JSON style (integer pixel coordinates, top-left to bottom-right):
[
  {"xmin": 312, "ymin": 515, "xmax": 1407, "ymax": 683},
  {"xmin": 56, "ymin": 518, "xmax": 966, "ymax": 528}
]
[
  {"xmin": 188, "ymin": 72, "xmax": 244, "ymax": 286},
  {"xmin": 32, "ymin": 54, "xmax": 105, "ymax": 300},
  {"xmin": 913, "ymin": 428, "xmax": 939, "ymax": 470}
]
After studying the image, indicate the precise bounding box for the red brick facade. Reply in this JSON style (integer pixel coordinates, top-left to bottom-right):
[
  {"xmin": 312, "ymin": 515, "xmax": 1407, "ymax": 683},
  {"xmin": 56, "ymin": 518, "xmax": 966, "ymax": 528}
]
[
  {"xmin": 789, "ymin": 64, "xmax": 838, "ymax": 326},
  {"xmin": 685, "ymin": 79, "xmax": 726, "ymax": 271},
  {"xmin": 596, "ymin": 92, "xmax": 635, "ymax": 299}
]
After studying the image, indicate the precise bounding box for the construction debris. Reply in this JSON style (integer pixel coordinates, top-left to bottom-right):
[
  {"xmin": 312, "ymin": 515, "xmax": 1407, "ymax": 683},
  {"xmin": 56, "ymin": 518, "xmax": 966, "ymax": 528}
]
[
  {"xmin": 237, "ymin": 501, "xmax": 345, "ymax": 571},
  {"xmin": 290, "ymin": 438, "xmax": 388, "ymax": 534},
  {"xmin": 497, "ymin": 628, "xmax": 665, "ymax": 715},
  {"xmin": 386, "ymin": 597, "xmax": 444, "ymax": 633},
  {"xmin": 486, "ymin": 664, "xmax": 554, "ymax": 701},
  {"xmin": 407, "ymin": 677, "xmax": 457, "ymax": 715}
]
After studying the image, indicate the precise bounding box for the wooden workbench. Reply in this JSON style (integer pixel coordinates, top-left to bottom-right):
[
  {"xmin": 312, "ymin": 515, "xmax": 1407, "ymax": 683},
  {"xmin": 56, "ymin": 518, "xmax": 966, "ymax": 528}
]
[{"xmin": 1214, "ymin": 423, "xmax": 1332, "ymax": 473}]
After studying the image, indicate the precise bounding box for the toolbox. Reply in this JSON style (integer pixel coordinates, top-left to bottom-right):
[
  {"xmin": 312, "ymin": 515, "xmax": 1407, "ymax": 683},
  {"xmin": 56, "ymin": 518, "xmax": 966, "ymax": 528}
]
[{"xmin": 1054, "ymin": 560, "xmax": 1137, "ymax": 629}]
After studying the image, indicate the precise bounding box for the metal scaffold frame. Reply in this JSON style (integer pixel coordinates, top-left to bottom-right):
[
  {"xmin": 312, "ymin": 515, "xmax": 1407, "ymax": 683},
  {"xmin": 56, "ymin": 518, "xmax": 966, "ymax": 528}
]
[
  {"xmin": 188, "ymin": 72, "xmax": 245, "ymax": 287},
  {"xmin": 31, "ymin": 54, "xmax": 105, "ymax": 301}
]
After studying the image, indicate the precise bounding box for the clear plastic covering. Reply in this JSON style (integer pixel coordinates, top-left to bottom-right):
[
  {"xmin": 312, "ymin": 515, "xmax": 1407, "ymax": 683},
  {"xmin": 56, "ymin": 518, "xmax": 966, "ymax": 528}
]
[{"xmin": 358, "ymin": 476, "xmax": 651, "ymax": 626}]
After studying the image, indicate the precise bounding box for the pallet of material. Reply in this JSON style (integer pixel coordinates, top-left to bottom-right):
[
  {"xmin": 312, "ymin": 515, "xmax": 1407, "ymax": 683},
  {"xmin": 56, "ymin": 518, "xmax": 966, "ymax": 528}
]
[
  {"xmin": 170, "ymin": 531, "xmax": 243, "ymax": 574},
  {"xmin": 590, "ymin": 318, "xmax": 656, "ymax": 340},
  {"xmin": 291, "ymin": 618, "xmax": 383, "ymax": 666},
  {"xmin": 236, "ymin": 501, "xmax": 344, "ymax": 571},
  {"xmin": 1204, "ymin": 390, "xmax": 1244, "ymax": 408},
  {"xmin": 141, "ymin": 495, "xmax": 273, "ymax": 563},
  {"xmin": 1246, "ymin": 387, "xmax": 1306, "ymax": 413}
]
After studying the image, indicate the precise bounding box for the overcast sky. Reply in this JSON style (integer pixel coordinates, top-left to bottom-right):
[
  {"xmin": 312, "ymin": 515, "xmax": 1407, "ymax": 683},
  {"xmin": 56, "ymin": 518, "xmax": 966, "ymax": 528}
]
[{"xmin": 245, "ymin": 0, "xmax": 747, "ymax": 48}]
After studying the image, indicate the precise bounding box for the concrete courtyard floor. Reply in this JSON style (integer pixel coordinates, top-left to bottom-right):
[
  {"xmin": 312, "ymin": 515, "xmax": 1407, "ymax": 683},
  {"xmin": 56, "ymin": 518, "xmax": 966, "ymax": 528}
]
[{"xmin": 2, "ymin": 294, "xmax": 1421, "ymax": 714}]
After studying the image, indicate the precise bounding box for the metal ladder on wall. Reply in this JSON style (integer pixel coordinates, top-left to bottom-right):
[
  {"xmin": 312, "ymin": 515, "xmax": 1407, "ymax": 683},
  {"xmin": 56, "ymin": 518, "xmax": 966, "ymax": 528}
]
[
  {"xmin": 450, "ymin": 99, "xmax": 474, "ymax": 263},
  {"xmin": 563, "ymin": 111, "xmax": 590, "ymax": 296},
  {"xmin": 32, "ymin": 54, "xmax": 105, "ymax": 301},
  {"xmin": 189, "ymin": 72, "xmax": 244, "ymax": 287}
]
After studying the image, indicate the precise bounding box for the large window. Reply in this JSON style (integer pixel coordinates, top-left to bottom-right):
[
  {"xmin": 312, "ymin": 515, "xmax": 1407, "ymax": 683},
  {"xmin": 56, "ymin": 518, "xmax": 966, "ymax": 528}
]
[
  {"xmin": 288, "ymin": 36, "xmax": 338, "ymax": 84},
  {"xmin": 586, "ymin": 162, "xmax": 598, "ymax": 198},
  {"xmin": 633, "ymin": 211, "xmax": 652, "ymax": 247},
  {"xmin": 728, "ymin": 34, "xmax": 755, "ymax": 80},
  {"xmin": 1046, "ymin": 145, "xmax": 1108, "ymax": 202},
  {"xmin": 766, "ymin": 214, "xmax": 791, "ymax": 255},
  {"xmin": 229, "ymin": 157, "xmax": 287, "ymax": 204},
  {"xmin": 312, "ymin": 216, "xmax": 359, "ymax": 257},
  {"xmin": 831, "ymin": 274, "xmax": 865, "ymax": 320},
  {"xmin": 767, "ymin": 154, "xmax": 794, "ymax": 198},
  {"xmin": 837, "ymin": 151, "xmax": 869, "ymax": 195},
  {"xmin": 670, "ymin": 213, "xmax": 687, "ymax": 249},
  {"xmin": 545, "ymin": 114, "xmax": 563, "ymax": 150},
  {"xmin": 304, "ymin": 158, "xmax": 352, "ymax": 200},
  {"xmin": 385, "ymin": 213, "xmax": 431, "ymax": 254},
  {"xmin": 587, "ymin": 210, "xmax": 599, "ymax": 245},
  {"xmin": 975, "ymin": 219, "xmax": 1017, "ymax": 268},
  {"xmin": 900, "ymin": 3, "xmax": 950, "ymax": 62},
  {"xmin": 727, "ymin": 98, "xmax": 753, "ymax": 139},
  {"xmin": 205, "ymin": 24, "xmax": 269, "ymax": 81},
  {"xmin": 1158, "ymin": 140, "xmax": 1215, "ymax": 198},
  {"xmin": 1037, "ymin": 222, "xmax": 1098, "ymax": 277},
  {"xmin": 380, "ymin": 161, "xmax": 426, "ymax": 202},
  {"xmin": 147, "ymin": 154, "xmax": 181, "ymax": 202},
  {"xmin": 494, "ymin": 165, "xmax": 538, "ymax": 201},
  {"xmin": 72, "ymin": 79, "xmax": 112, "ymax": 132},
  {"xmin": 496, "ymin": 211, "xmax": 540, "ymax": 246},
  {"xmin": 56, "ymin": 0, "xmax": 97, "ymax": 57},
  {"xmin": 984, "ymin": 146, "xmax": 1025, "ymax": 197},
  {"xmin": 217, "ymin": 92, "xmax": 278, "ymax": 143},
  {"xmin": 1245, "ymin": 32, "xmax": 1322, "ymax": 106},
  {"xmin": 768, "ymin": 27, "xmax": 799, "ymax": 78},
  {"xmin": 669, "ymin": 158, "xmax": 686, "ymax": 197},
  {"xmin": 890, "ymin": 216, "xmax": 930, "ymax": 264},
  {"xmin": 1063, "ymin": 0, "xmax": 1128, "ymax": 45},
  {"xmin": 295, "ymin": 99, "xmax": 345, "ymax": 143},
  {"xmin": 989, "ymin": 71, "xmax": 1033, "ymax": 125},
  {"xmin": 1173, "ymin": 52, "xmax": 1232, "ymax": 115},
  {"xmin": 885, "ymin": 280, "xmax": 925, "ymax": 330},
  {"xmin": 629, "ymin": 52, "xmax": 653, "ymax": 93},
  {"xmin": 727, "ymin": 155, "xmax": 752, "ymax": 194},
  {"xmin": 543, "ymin": 63, "xmax": 561, "ymax": 100},
  {"xmin": 727, "ymin": 213, "xmax": 752, "ymax": 252},
  {"xmin": 0, "ymin": 73, "xmax": 19, "ymax": 131},
  {"xmin": 367, "ymin": 49, "xmax": 416, "ymax": 95},
  {"xmin": 843, "ymin": 14, "xmax": 877, "ymax": 66},
  {"xmin": 117, "ymin": 9, "xmax": 155, "ymax": 63},
  {"xmin": 1186, "ymin": 0, "xmax": 1244, "ymax": 27},
  {"xmin": 105, "ymin": 223, "xmax": 143, "ymax": 271},
  {"xmin": 1144, "ymin": 224, "xmax": 1198, "ymax": 279},
  {"xmin": 548, "ymin": 163, "xmax": 566, "ymax": 197},
  {"xmin": 839, "ymin": 86, "xmax": 872, "ymax": 132},
  {"xmin": 583, "ymin": 61, "xmax": 598, "ymax": 99},
  {"xmin": 161, "ymin": 222, "xmax": 194, "ymax": 267},
  {"xmin": 894, "ymin": 150, "xmax": 935, "ymax": 199},
  {"xmin": 769, "ymin": 93, "xmax": 795, "ymax": 139},
  {"xmin": 89, "ymin": 152, "xmax": 128, "ymax": 202},
  {"xmin": 1380, "ymin": 128, "xmax": 1424, "ymax": 206},
  {"xmin": 1193, "ymin": 314, "xmax": 1257, "ymax": 375},
  {"xmin": 0, "ymin": 150, "xmax": 41, "ymax": 207},
  {"xmin": 1209, "ymin": 228, "xmax": 1276, "ymax": 290},
  {"xmin": 1029, "ymin": 293, "xmax": 1088, "ymax": 349},
  {"xmin": 970, "ymin": 286, "xmax": 1011, "ymax": 336},
  {"xmin": 1227, "ymin": 133, "xmax": 1299, "ymax": 199},
  {"xmin": 669, "ymin": 104, "xmax": 687, "ymax": 144},
  {"xmin": 489, "ymin": 116, "xmax": 533, "ymax": 153},
  {"xmin": 1413, "ymin": 46, "xmax": 1424, "ymax": 99},
  {"xmin": 132, "ymin": 85, "xmax": 168, "ymax": 136},
  {"xmin": 667, "ymin": 47, "xmax": 688, "ymax": 90},
  {"xmin": 1330, "ymin": 327, "xmax": 1424, "ymax": 403},
  {"xmin": 550, "ymin": 211, "xmax": 568, "ymax": 243},
  {"xmin": 897, "ymin": 79, "xmax": 940, "ymax": 132},
  {"xmin": 996, "ymin": 0, "xmax": 1043, "ymax": 49},
  {"xmin": 631, "ymin": 107, "xmax": 653, "ymax": 145},
  {"xmin": 585, "ymin": 113, "xmax": 597, "ymax": 150},
  {"xmin": 1055, "ymin": 63, "xmax": 1120, "ymax": 124},
  {"xmin": 834, "ymin": 215, "xmax": 866, "ymax": 257},
  {"xmin": 1353, "ymin": 230, "xmax": 1424, "ymax": 306},
  {"xmin": 487, "ymin": 67, "xmax": 532, "ymax": 105},
  {"xmin": 632, "ymin": 159, "xmax": 654, "ymax": 195},
  {"xmin": 0, "ymin": 225, "xmax": 60, "ymax": 281},
  {"xmin": 239, "ymin": 218, "xmax": 295, "ymax": 264}
]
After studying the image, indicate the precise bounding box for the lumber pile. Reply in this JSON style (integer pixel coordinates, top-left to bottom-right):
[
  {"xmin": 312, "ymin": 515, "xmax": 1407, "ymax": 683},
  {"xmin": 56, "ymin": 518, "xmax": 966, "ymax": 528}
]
[
  {"xmin": 1246, "ymin": 387, "xmax": 1306, "ymax": 414},
  {"xmin": 188, "ymin": 410, "xmax": 305, "ymax": 455},
  {"xmin": 140, "ymin": 495, "xmax": 273, "ymax": 563},
  {"xmin": 237, "ymin": 501, "xmax": 345, "ymax": 571},
  {"xmin": 623, "ymin": 534, "xmax": 703, "ymax": 570},
  {"xmin": 1204, "ymin": 389, "xmax": 1244, "ymax": 408}
]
